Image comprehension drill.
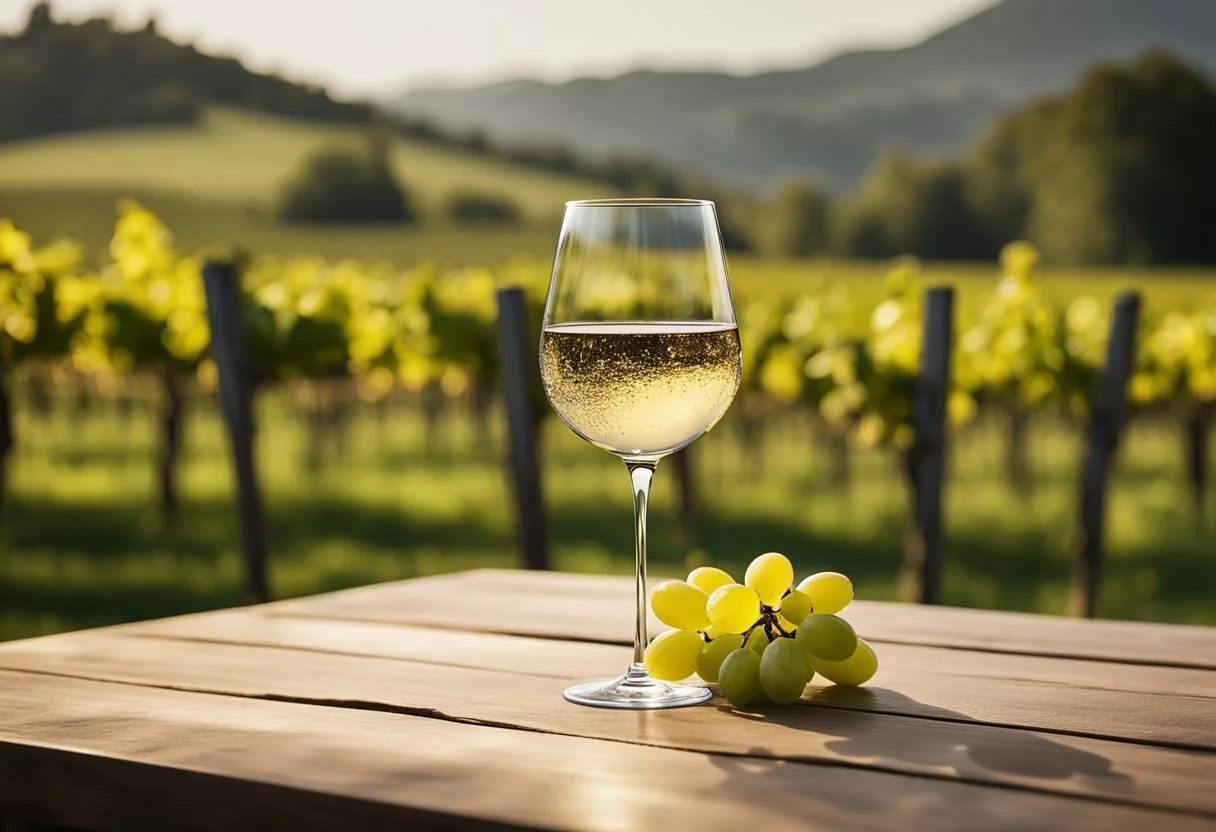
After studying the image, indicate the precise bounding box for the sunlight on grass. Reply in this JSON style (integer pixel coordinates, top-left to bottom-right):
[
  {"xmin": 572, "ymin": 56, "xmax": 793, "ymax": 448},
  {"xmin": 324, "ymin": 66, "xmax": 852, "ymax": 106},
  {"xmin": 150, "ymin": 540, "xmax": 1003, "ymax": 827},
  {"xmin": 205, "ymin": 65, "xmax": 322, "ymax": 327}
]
[
  {"xmin": 5, "ymin": 386, "xmax": 1213, "ymax": 641},
  {"xmin": 0, "ymin": 107, "xmax": 613, "ymax": 220}
]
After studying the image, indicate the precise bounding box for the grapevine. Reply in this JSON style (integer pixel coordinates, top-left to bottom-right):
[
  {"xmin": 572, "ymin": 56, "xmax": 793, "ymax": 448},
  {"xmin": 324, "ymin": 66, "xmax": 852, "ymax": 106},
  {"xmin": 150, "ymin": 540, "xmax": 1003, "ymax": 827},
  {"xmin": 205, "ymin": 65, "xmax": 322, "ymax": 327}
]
[{"xmin": 1, "ymin": 205, "xmax": 1214, "ymax": 477}]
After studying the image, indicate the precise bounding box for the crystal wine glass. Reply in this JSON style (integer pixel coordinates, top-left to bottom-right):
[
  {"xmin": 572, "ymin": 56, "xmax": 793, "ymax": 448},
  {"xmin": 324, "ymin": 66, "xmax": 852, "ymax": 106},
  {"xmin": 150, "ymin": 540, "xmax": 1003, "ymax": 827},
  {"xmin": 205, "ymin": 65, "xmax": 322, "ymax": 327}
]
[{"xmin": 539, "ymin": 199, "xmax": 741, "ymax": 709}]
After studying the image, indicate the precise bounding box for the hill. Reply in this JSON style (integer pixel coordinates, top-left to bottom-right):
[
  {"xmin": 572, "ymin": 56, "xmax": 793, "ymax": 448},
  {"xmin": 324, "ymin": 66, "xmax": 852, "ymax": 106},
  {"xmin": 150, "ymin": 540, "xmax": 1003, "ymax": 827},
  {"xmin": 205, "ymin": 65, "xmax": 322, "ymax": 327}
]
[
  {"xmin": 0, "ymin": 107, "xmax": 615, "ymax": 264},
  {"xmin": 0, "ymin": 4, "xmax": 682, "ymax": 202},
  {"xmin": 393, "ymin": 0, "xmax": 1216, "ymax": 190},
  {"xmin": 0, "ymin": 107, "xmax": 613, "ymax": 219},
  {"xmin": 0, "ymin": 2, "xmax": 372, "ymax": 142},
  {"xmin": 0, "ymin": 6, "xmax": 631, "ymax": 263}
]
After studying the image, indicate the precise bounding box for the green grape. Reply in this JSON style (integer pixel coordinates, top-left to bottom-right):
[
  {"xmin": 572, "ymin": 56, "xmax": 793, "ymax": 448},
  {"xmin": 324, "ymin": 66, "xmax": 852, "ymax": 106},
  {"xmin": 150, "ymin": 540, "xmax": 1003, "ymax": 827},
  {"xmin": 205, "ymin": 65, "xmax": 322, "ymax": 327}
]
[
  {"xmin": 718, "ymin": 648, "xmax": 763, "ymax": 709},
  {"xmin": 745, "ymin": 552, "xmax": 794, "ymax": 606},
  {"xmin": 796, "ymin": 613, "xmax": 858, "ymax": 661},
  {"xmin": 643, "ymin": 629, "xmax": 705, "ymax": 681},
  {"xmin": 778, "ymin": 589, "xmax": 812, "ymax": 624},
  {"xmin": 745, "ymin": 626, "xmax": 771, "ymax": 655},
  {"xmin": 687, "ymin": 566, "xmax": 734, "ymax": 596},
  {"xmin": 759, "ymin": 637, "xmax": 813, "ymax": 704},
  {"xmin": 706, "ymin": 584, "xmax": 761, "ymax": 634},
  {"xmin": 650, "ymin": 580, "xmax": 710, "ymax": 631},
  {"xmin": 752, "ymin": 687, "xmax": 775, "ymax": 706},
  {"xmin": 815, "ymin": 638, "xmax": 878, "ymax": 687},
  {"xmin": 797, "ymin": 572, "xmax": 854, "ymax": 614},
  {"xmin": 696, "ymin": 633, "xmax": 744, "ymax": 683}
]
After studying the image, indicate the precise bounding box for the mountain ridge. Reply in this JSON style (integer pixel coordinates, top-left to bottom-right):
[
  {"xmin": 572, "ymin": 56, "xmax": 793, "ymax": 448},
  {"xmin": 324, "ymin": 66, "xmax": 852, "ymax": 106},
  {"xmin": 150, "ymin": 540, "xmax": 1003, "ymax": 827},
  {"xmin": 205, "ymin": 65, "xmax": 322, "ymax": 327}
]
[
  {"xmin": 392, "ymin": 0, "xmax": 1216, "ymax": 190},
  {"xmin": 0, "ymin": 7, "xmax": 685, "ymax": 201}
]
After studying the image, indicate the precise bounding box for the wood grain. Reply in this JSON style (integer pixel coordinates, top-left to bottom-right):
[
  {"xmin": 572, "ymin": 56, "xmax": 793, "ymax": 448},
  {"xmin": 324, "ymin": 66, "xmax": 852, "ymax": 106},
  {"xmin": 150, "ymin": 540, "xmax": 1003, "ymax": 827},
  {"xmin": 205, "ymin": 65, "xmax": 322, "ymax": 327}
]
[
  {"xmin": 5, "ymin": 569, "xmax": 1215, "ymax": 831},
  {"xmin": 270, "ymin": 568, "xmax": 1216, "ymax": 669},
  {"xmin": 6, "ymin": 671, "xmax": 1207, "ymax": 832},
  {"xmin": 2, "ymin": 630, "xmax": 1214, "ymax": 816},
  {"xmin": 126, "ymin": 608, "xmax": 1216, "ymax": 701}
]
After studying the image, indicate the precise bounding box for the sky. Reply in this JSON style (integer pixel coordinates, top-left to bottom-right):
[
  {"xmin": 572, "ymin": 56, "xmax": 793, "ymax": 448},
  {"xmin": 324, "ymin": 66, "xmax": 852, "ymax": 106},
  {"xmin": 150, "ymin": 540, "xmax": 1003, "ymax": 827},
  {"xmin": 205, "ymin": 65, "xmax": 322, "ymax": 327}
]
[{"xmin": 0, "ymin": 0, "xmax": 997, "ymax": 97}]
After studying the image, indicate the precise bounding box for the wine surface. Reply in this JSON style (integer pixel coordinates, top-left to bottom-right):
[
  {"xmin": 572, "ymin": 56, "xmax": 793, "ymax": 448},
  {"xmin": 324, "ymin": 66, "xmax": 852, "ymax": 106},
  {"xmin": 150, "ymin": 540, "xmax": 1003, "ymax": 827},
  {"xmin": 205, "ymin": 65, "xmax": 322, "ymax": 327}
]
[{"xmin": 540, "ymin": 322, "xmax": 741, "ymax": 457}]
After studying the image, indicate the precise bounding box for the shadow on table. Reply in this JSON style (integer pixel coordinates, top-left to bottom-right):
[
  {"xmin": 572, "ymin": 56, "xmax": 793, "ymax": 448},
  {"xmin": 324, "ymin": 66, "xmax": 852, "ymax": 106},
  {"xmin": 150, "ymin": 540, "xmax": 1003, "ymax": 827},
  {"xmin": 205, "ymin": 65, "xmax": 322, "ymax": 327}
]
[{"xmin": 713, "ymin": 685, "xmax": 1131, "ymax": 787}]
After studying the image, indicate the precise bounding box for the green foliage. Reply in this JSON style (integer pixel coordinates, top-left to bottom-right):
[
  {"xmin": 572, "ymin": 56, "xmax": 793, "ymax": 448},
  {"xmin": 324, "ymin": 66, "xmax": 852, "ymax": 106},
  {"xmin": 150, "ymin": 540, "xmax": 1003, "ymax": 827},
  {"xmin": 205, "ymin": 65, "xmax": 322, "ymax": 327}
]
[
  {"xmin": 4, "ymin": 381, "xmax": 1215, "ymax": 643},
  {"xmin": 4, "ymin": 205, "xmax": 1216, "ymax": 458},
  {"xmin": 0, "ymin": 109, "xmax": 618, "ymax": 226},
  {"xmin": 0, "ymin": 12, "xmax": 704, "ymax": 211},
  {"xmin": 832, "ymin": 50, "xmax": 1216, "ymax": 265},
  {"xmin": 4, "ymin": 210, "xmax": 1216, "ymax": 642},
  {"xmin": 955, "ymin": 242, "xmax": 1103, "ymax": 418},
  {"xmin": 758, "ymin": 180, "xmax": 832, "ymax": 258},
  {"xmin": 979, "ymin": 50, "xmax": 1216, "ymax": 265},
  {"xmin": 23, "ymin": 2, "xmax": 54, "ymax": 35},
  {"xmin": 443, "ymin": 191, "xmax": 523, "ymax": 225},
  {"xmin": 0, "ymin": 7, "xmax": 370, "ymax": 143},
  {"xmin": 277, "ymin": 138, "xmax": 416, "ymax": 224},
  {"xmin": 835, "ymin": 152, "xmax": 992, "ymax": 260}
]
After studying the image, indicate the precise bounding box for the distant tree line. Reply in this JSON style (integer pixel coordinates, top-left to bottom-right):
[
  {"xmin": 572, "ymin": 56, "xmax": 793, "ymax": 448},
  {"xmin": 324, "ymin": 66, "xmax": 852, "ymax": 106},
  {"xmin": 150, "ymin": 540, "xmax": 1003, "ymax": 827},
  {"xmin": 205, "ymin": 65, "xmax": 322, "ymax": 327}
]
[
  {"xmin": 276, "ymin": 139, "xmax": 523, "ymax": 226},
  {"xmin": 277, "ymin": 136, "xmax": 416, "ymax": 224},
  {"xmin": 762, "ymin": 50, "xmax": 1216, "ymax": 265},
  {"xmin": 8, "ymin": 6, "xmax": 1212, "ymax": 263},
  {"xmin": 0, "ymin": 4, "xmax": 704, "ymax": 227},
  {"xmin": 0, "ymin": 3, "xmax": 371, "ymax": 139}
]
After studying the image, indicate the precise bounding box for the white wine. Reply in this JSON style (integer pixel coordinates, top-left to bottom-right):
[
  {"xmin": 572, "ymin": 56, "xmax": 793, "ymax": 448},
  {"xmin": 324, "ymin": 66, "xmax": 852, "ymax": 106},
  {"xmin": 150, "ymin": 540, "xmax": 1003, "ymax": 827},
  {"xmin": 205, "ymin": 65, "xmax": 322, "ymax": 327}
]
[{"xmin": 540, "ymin": 322, "xmax": 741, "ymax": 457}]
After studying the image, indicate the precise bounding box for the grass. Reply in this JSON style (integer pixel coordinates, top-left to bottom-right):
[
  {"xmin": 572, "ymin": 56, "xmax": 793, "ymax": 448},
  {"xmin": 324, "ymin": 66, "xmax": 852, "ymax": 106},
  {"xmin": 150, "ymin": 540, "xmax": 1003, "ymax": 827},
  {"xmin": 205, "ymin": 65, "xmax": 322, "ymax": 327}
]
[
  {"xmin": 2, "ymin": 184, "xmax": 1215, "ymax": 326},
  {"xmin": 1, "ymin": 112, "xmax": 1214, "ymax": 641},
  {"xmin": 0, "ymin": 186, "xmax": 565, "ymax": 267},
  {"xmin": 732, "ymin": 259, "xmax": 1216, "ymax": 327},
  {"xmin": 3, "ymin": 383, "xmax": 1214, "ymax": 642},
  {"xmin": 0, "ymin": 105, "xmax": 1213, "ymax": 316},
  {"xmin": 0, "ymin": 108, "xmax": 615, "ymax": 222},
  {"xmin": 0, "ymin": 107, "xmax": 618, "ymax": 267}
]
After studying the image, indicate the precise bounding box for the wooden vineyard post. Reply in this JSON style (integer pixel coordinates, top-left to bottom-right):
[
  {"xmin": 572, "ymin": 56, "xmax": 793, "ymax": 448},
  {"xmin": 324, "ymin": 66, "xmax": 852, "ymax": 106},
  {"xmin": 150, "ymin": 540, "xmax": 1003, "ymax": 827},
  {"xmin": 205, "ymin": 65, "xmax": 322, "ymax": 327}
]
[
  {"xmin": 1184, "ymin": 403, "xmax": 1212, "ymax": 532},
  {"xmin": 1006, "ymin": 404, "xmax": 1031, "ymax": 497},
  {"xmin": 671, "ymin": 447, "xmax": 700, "ymax": 552},
  {"xmin": 156, "ymin": 372, "xmax": 184, "ymax": 533},
  {"xmin": 202, "ymin": 260, "xmax": 271, "ymax": 603},
  {"xmin": 0, "ymin": 363, "xmax": 11, "ymax": 518},
  {"xmin": 1070, "ymin": 292, "xmax": 1141, "ymax": 619},
  {"xmin": 902, "ymin": 287, "xmax": 955, "ymax": 605},
  {"xmin": 811, "ymin": 415, "xmax": 852, "ymax": 488},
  {"xmin": 495, "ymin": 287, "xmax": 550, "ymax": 571}
]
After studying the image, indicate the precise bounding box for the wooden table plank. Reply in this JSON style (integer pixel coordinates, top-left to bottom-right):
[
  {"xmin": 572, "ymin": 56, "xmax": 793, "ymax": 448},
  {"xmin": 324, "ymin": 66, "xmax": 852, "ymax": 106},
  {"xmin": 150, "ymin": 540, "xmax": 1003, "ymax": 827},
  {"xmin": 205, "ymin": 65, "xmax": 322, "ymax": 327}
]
[
  {"xmin": 272, "ymin": 569, "xmax": 1216, "ymax": 669},
  {"xmin": 130, "ymin": 603, "xmax": 1216, "ymax": 700},
  {"xmin": 126, "ymin": 608, "xmax": 1216, "ymax": 700},
  {"xmin": 4, "ymin": 569, "xmax": 1215, "ymax": 832},
  {"xmin": 2, "ymin": 629, "xmax": 1214, "ymax": 817},
  {"xmin": 7, "ymin": 672, "xmax": 1204, "ymax": 832},
  {"xmin": 114, "ymin": 611, "xmax": 1216, "ymax": 746}
]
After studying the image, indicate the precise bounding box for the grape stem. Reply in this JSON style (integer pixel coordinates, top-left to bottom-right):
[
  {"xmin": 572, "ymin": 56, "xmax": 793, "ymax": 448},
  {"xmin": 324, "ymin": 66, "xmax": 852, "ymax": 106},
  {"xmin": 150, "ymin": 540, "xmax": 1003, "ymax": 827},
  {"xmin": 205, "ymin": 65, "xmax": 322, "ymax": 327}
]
[
  {"xmin": 740, "ymin": 620, "xmax": 763, "ymax": 642},
  {"xmin": 737, "ymin": 606, "xmax": 796, "ymax": 643}
]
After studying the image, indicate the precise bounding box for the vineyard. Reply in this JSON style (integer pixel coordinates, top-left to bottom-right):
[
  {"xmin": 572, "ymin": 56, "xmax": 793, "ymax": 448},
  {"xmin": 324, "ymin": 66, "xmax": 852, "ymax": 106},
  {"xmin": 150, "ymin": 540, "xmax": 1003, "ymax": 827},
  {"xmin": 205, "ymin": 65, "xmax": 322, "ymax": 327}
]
[{"xmin": 2, "ymin": 203, "xmax": 1215, "ymax": 639}]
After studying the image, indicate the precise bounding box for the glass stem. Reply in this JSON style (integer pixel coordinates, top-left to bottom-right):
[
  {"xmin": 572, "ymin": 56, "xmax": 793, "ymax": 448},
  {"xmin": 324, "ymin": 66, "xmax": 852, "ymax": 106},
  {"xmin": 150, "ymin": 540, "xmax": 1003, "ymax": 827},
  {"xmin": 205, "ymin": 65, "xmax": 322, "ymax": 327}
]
[{"xmin": 627, "ymin": 461, "xmax": 656, "ymax": 667}]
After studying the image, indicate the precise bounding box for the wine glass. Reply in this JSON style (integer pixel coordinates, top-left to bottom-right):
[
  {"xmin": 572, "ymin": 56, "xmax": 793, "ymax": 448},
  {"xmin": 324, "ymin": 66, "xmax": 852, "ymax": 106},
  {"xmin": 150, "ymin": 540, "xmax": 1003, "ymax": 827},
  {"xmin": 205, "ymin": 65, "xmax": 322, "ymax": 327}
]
[{"xmin": 539, "ymin": 199, "xmax": 741, "ymax": 709}]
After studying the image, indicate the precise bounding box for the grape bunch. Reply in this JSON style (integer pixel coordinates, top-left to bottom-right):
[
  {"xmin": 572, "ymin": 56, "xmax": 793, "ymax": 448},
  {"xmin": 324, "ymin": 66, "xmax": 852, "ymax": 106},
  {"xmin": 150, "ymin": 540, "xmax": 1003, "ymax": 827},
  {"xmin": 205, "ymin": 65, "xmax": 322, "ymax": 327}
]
[{"xmin": 643, "ymin": 553, "xmax": 878, "ymax": 709}]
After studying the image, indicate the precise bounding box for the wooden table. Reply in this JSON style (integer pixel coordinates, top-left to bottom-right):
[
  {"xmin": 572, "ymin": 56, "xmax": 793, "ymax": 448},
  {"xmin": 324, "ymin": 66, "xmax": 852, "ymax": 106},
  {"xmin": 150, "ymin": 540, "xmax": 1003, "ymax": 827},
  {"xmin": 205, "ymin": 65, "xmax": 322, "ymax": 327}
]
[{"xmin": 2, "ymin": 568, "xmax": 1215, "ymax": 831}]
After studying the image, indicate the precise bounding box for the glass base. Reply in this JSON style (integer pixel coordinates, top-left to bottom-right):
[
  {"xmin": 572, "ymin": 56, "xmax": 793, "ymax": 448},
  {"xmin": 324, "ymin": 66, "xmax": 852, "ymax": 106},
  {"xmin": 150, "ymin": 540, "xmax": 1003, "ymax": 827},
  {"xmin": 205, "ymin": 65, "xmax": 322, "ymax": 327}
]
[{"xmin": 563, "ymin": 663, "xmax": 713, "ymax": 709}]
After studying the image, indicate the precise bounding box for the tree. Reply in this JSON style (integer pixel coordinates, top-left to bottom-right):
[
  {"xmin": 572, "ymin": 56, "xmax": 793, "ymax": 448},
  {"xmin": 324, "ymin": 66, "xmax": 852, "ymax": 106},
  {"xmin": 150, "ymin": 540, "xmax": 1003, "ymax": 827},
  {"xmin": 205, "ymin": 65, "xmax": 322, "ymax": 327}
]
[
  {"xmin": 835, "ymin": 151, "xmax": 991, "ymax": 260},
  {"xmin": 277, "ymin": 136, "xmax": 416, "ymax": 224},
  {"xmin": 443, "ymin": 191, "xmax": 522, "ymax": 225},
  {"xmin": 759, "ymin": 180, "xmax": 833, "ymax": 258},
  {"xmin": 24, "ymin": 2, "xmax": 53, "ymax": 35},
  {"xmin": 969, "ymin": 50, "xmax": 1216, "ymax": 264}
]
